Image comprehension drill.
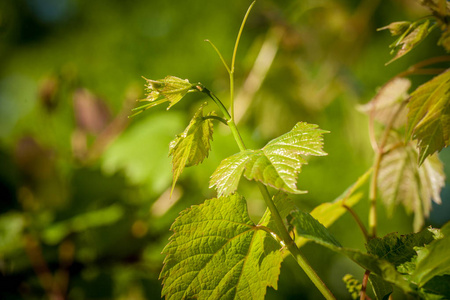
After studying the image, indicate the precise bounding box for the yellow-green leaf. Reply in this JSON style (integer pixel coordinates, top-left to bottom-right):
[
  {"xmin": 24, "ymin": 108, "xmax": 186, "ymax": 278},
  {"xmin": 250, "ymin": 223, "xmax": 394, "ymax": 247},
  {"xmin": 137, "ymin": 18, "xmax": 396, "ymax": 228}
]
[
  {"xmin": 169, "ymin": 103, "xmax": 215, "ymax": 193},
  {"xmin": 160, "ymin": 194, "xmax": 283, "ymax": 300},
  {"xmin": 210, "ymin": 122, "xmax": 327, "ymax": 196},
  {"xmin": 406, "ymin": 69, "xmax": 450, "ymax": 164}
]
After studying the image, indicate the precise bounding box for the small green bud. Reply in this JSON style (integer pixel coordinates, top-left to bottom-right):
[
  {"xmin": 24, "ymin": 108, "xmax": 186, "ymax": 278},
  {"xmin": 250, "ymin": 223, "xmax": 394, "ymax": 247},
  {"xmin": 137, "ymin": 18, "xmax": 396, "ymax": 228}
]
[{"xmin": 378, "ymin": 21, "xmax": 411, "ymax": 36}]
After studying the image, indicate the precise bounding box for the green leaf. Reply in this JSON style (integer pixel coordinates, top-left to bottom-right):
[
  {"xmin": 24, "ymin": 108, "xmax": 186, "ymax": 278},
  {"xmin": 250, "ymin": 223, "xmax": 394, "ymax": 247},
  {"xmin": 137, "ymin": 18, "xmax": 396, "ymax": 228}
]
[
  {"xmin": 131, "ymin": 76, "xmax": 196, "ymax": 115},
  {"xmin": 169, "ymin": 103, "xmax": 215, "ymax": 193},
  {"xmin": 369, "ymin": 274, "xmax": 393, "ymax": 300},
  {"xmin": 412, "ymin": 222, "xmax": 450, "ymax": 286},
  {"xmin": 290, "ymin": 210, "xmax": 413, "ymax": 294},
  {"xmin": 210, "ymin": 122, "xmax": 327, "ymax": 196},
  {"xmin": 365, "ymin": 230, "xmax": 435, "ymax": 267},
  {"xmin": 160, "ymin": 194, "xmax": 283, "ymax": 300},
  {"xmin": 406, "ymin": 69, "xmax": 450, "ymax": 164},
  {"xmin": 377, "ymin": 134, "xmax": 445, "ymax": 231},
  {"xmin": 386, "ymin": 19, "xmax": 433, "ymax": 64}
]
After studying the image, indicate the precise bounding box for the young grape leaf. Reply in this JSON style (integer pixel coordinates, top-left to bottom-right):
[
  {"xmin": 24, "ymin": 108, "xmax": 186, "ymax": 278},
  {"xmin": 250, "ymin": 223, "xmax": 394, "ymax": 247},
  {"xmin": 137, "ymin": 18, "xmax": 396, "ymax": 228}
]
[
  {"xmin": 406, "ymin": 69, "xmax": 450, "ymax": 165},
  {"xmin": 377, "ymin": 134, "xmax": 445, "ymax": 231},
  {"xmin": 289, "ymin": 210, "xmax": 414, "ymax": 294},
  {"xmin": 384, "ymin": 19, "xmax": 433, "ymax": 65},
  {"xmin": 210, "ymin": 122, "xmax": 328, "ymax": 196},
  {"xmin": 160, "ymin": 194, "xmax": 283, "ymax": 300},
  {"xmin": 359, "ymin": 77, "xmax": 410, "ymax": 128},
  {"xmin": 169, "ymin": 103, "xmax": 215, "ymax": 193},
  {"xmin": 131, "ymin": 76, "xmax": 196, "ymax": 116},
  {"xmin": 369, "ymin": 274, "xmax": 393, "ymax": 300},
  {"xmin": 412, "ymin": 222, "xmax": 450, "ymax": 286}
]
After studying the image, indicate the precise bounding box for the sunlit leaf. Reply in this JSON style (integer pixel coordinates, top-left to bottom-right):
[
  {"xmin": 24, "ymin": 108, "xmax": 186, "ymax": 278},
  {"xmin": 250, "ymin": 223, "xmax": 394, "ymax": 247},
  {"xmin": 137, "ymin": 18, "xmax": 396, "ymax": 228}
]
[
  {"xmin": 131, "ymin": 76, "xmax": 196, "ymax": 116},
  {"xmin": 210, "ymin": 122, "xmax": 328, "ymax": 196},
  {"xmin": 406, "ymin": 69, "xmax": 450, "ymax": 164},
  {"xmin": 385, "ymin": 19, "xmax": 433, "ymax": 64},
  {"xmin": 359, "ymin": 77, "xmax": 410, "ymax": 128},
  {"xmin": 160, "ymin": 194, "xmax": 283, "ymax": 300},
  {"xmin": 169, "ymin": 103, "xmax": 215, "ymax": 193},
  {"xmin": 412, "ymin": 222, "xmax": 450, "ymax": 286},
  {"xmin": 378, "ymin": 21, "xmax": 411, "ymax": 36},
  {"xmin": 377, "ymin": 134, "xmax": 445, "ymax": 231}
]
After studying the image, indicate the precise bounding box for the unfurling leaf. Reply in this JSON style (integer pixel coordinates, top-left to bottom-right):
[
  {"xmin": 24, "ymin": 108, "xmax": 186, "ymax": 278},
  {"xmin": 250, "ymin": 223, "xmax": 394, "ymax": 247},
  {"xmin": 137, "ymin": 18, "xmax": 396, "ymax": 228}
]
[
  {"xmin": 169, "ymin": 103, "xmax": 215, "ymax": 193},
  {"xmin": 131, "ymin": 76, "xmax": 196, "ymax": 116},
  {"xmin": 406, "ymin": 69, "xmax": 450, "ymax": 164},
  {"xmin": 359, "ymin": 77, "xmax": 410, "ymax": 128},
  {"xmin": 160, "ymin": 194, "xmax": 283, "ymax": 300},
  {"xmin": 377, "ymin": 134, "xmax": 445, "ymax": 231},
  {"xmin": 210, "ymin": 122, "xmax": 328, "ymax": 196},
  {"xmin": 378, "ymin": 21, "xmax": 411, "ymax": 36},
  {"xmin": 385, "ymin": 19, "xmax": 433, "ymax": 64}
]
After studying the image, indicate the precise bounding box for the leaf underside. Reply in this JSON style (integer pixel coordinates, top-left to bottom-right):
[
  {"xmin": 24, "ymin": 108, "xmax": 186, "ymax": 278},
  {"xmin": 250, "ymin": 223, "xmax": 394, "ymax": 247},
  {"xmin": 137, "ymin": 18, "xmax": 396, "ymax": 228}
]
[
  {"xmin": 210, "ymin": 122, "xmax": 328, "ymax": 196},
  {"xmin": 377, "ymin": 134, "xmax": 445, "ymax": 231},
  {"xmin": 160, "ymin": 194, "xmax": 283, "ymax": 300},
  {"xmin": 169, "ymin": 103, "xmax": 215, "ymax": 193},
  {"xmin": 407, "ymin": 69, "xmax": 450, "ymax": 164},
  {"xmin": 359, "ymin": 77, "xmax": 410, "ymax": 128}
]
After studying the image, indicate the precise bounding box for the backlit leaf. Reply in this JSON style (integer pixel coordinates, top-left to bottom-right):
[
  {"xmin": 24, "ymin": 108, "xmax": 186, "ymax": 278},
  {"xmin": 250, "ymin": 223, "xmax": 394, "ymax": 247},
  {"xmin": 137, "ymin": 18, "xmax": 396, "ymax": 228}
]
[
  {"xmin": 131, "ymin": 76, "xmax": 196, "ymax": 116},
  {"xmin": 169, "ymin": 103, "xmax": 215, "ymax": 193},
  {"xmin": 160, "ymin": 194, "xmax": 283, "ymax": 300},
  {"xmin": 406, "ymin": 69, "xmax": 450, "ymax": 164},
  {"xmin": 210, "ymin": 122, "xmax": 327, "ymax": 196},
  {"xmin": 385, "ymin": 19, "xmax": 433, "ymax": 64},
  {"xmin": 359, "ymin": 77, "xmax": 410, "ymax": 128},
  {"xmin": 412, "ymin": 222, "xmax": 450, "ymax": 286},
  {"xmin": 377, "ymin": 134, "xmax": 445, "ymax": 231}
]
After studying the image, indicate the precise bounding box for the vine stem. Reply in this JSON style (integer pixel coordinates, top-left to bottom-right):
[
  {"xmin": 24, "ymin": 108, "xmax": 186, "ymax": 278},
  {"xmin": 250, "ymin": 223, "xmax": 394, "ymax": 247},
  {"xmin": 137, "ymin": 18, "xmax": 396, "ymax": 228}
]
[
  {"xmin": 257, "ymin": 184, "xmax": 336, "ymax": 300},
  {"xmin": 200, "ymin": 86, "xmax": 335, "ymax": 299}
]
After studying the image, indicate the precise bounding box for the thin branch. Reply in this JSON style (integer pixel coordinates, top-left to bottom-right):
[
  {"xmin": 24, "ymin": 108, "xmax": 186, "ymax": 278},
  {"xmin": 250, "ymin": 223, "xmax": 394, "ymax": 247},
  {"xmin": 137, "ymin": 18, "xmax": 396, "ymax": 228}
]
[
  {"xmin": 343, "ymin": 204, "xmax": 369, "ymax": 241},
  {"xmin": 205, "ymin": 39, "xmax": 231, "ymax": 74}
]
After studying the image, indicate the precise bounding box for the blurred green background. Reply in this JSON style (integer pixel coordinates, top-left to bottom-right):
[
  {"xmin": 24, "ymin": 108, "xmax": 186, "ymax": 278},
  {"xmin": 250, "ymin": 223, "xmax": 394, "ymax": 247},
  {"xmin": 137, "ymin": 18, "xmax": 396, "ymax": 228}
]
[{"xmin": 0, "ymin": 0, "xmax": 449, "ymax": 299}]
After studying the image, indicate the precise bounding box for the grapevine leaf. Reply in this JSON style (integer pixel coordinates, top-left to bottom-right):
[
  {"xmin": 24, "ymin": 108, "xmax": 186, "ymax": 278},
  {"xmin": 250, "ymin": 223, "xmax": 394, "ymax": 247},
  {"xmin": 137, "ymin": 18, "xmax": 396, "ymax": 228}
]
[
  {"xmin": 289, "ymin": 210, "xmax": 414, "ymax": 294},
  {"xmin": 385, "ymin": 19, "xmax": 433, "ymax": 65},
  {"xmin": 210, "ymin": 122, "xmax": 327, "ymax": 196},
  {"xmin": 412, "ymin": 222, "xmax": 450, "ymax": 286},
  {"xmin": 406, "ymin": 69, "xmax": 450, "ymax": 164},
  {"xmin": 160, "ymin": 194, "xmax": 283, "ymax": 300},
  {"xmin": 359, "ymin": 77, "xmax": 410, "ymax": 128},
  {"xmin": 369, "ymin": 274, "xmax": 393, "ymax": 300},
  {"xmin": 169, "ymin": 103, "xmax": 215, "ymax": 193},
  {"xmin": 365, "ymin": 230, "xmax": 435, "ymax": 267},
  {"xmin": 131, "ymin": 76, "xmax": 196, "ymax": 116},
  {"xmin": 377, "ymin": 134, "xmax": 445, "ymax": 231}
]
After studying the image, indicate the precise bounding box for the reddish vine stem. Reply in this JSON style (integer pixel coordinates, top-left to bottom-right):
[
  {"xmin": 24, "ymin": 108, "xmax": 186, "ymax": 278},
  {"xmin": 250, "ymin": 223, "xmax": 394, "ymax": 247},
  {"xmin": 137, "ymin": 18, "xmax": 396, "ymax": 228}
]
[{"xmin": 360, "ymin": 270, "xmax": 372, "ymax": 300}]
